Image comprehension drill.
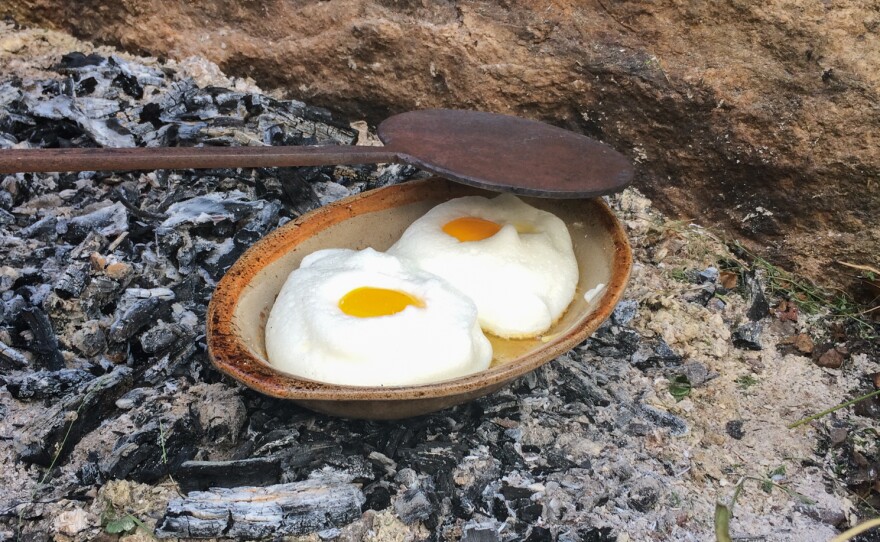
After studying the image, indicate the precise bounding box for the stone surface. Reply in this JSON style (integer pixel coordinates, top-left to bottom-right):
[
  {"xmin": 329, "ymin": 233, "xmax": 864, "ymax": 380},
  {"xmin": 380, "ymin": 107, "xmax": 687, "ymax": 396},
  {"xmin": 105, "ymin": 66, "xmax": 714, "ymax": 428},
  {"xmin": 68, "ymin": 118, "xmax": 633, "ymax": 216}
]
[
  {"xmin": 816, "ymin": 345, "xmax": 847, "ymax": 369},
  {"xmin": 4, "ymin": 2, "xmax": 879, "ymax": 294}
]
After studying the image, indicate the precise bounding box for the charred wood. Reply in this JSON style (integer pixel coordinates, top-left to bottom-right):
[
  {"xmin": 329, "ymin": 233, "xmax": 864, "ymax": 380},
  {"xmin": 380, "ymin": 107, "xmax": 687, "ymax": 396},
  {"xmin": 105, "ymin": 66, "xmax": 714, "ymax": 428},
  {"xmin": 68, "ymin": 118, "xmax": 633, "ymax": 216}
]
[
  {"xmin": 155, "ymin": 474, "xmax": 365, "ymax": 539},
  {"xmin": 13, "ymin": 366, "xmax": 133, "ymax": 466},
  {"xmin": 1, "ymin": 368, "xmax": 93, "ymax": 400},
  {"xmin": 0, "ymin": 339, "xmax": 29, "ymax": 368},
  {"xmin": 177, "ymin": 457, "xmax": 284, "ymax": 492},
  {"xmin": 21, "ymin": 307, "xmax": 64, "ymax": 370}
]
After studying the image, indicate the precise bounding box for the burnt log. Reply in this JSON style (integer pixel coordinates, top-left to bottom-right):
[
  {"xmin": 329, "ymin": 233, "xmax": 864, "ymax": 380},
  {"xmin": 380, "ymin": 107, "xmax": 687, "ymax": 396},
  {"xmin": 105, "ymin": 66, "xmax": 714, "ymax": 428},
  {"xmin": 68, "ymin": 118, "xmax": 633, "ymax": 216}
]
[
  {"xmin": 53, "ymin": 261, "xmax": 91, "ymax": 299},
  {"xmin": 21, "ymin": 307, "xmax": 65, "ymax": 370},
  {"xmin": 65, "ymin": 202, "xmax": 129, "ymax": 242},
  {"xmin": 177, "ymin": 457, "xmax": 283, "ymax": 492},
  {"xmin": 0, "ymin": 340, "xmax": 29, "ymax": 369},
  {"xmin": 14, "ymin": 366, "xmax": 133, "ymax": 466},
  {"xmin": 155, "ymin": 473, "xmax": 365, "ymax": 538},
  {"xmin": 1, "ymin": 368, "xmax": 93, "ymax": 400},
  {"xmin": 100, "ymin": 413, "xmax": 200, "ymax": 483}
]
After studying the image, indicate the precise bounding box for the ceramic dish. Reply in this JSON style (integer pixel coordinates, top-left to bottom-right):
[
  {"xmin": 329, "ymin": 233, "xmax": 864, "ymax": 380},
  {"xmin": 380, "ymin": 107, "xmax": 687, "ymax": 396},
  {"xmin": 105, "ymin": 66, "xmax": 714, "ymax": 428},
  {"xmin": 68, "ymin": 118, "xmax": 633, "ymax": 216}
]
[{"xmin": 207, "ymin": 177, "xmax": 632, "ymax": 419}]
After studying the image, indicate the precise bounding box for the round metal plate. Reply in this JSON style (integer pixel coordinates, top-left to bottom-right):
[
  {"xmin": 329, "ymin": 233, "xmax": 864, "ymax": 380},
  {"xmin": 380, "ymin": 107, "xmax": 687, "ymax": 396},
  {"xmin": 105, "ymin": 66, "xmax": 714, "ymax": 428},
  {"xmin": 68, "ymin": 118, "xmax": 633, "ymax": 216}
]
[{"xmin": 378, "ymin": 109, "xmax": 633, "ymax": 198}]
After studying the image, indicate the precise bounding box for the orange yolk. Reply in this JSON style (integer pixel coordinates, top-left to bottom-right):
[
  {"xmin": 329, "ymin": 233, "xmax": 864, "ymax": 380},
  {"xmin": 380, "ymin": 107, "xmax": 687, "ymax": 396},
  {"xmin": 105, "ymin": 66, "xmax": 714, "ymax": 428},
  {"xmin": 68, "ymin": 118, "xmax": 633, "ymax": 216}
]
[
  {"xmin": 338, "ymin": 287, "xmax": 424, "ymax": 318},
  {"xmin": 442, "ymin": 217, "xmax": 502, "ymax": 242}
]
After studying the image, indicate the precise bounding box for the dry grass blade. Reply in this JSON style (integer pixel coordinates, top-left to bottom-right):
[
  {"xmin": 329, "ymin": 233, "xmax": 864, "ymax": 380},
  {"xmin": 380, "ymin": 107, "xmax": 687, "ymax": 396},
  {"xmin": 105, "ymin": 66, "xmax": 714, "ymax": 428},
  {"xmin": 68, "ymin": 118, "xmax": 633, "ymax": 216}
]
[
  {"xmin": 788, "ymin": 389, "xmax": 880, "ymax": 429},
  {"xmin": 830, "ymin": 517, "xmax": 880, "ymax": 542},
  {"xmin": 837, "ymin": 261, "xmax": 880, "ymax": 276}
]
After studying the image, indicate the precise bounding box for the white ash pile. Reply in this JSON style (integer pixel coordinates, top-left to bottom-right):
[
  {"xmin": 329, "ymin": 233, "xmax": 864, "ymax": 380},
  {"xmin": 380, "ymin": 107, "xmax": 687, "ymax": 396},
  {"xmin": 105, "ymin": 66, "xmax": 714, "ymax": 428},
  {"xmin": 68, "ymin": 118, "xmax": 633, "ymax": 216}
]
[{"xmin": 1, "ymin": 24, "xmax": 878, "ymax": 542}]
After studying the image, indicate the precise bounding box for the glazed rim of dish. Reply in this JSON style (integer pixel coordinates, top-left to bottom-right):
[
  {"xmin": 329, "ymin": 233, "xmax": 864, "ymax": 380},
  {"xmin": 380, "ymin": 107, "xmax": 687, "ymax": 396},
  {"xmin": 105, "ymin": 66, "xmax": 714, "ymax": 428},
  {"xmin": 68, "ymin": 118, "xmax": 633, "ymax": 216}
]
[{"xmin": 207, "ymin": 178, "xmax": 632, "ymax": 401}]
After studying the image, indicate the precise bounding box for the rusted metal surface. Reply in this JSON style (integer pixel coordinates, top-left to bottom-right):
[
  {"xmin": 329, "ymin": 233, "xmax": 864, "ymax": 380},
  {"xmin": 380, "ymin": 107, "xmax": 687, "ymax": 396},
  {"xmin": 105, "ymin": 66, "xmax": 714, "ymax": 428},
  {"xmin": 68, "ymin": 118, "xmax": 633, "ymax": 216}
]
[
  {"xmin": 0, "ymin": 110, "xmax": 633, "ymax": 198},
  {"xmin": 378, "ymin": 109, "xmax": 634, "ymax": 198},
  {"xmin": 0, "ymin": 145, "xmax": 398, "ymax": 174}
]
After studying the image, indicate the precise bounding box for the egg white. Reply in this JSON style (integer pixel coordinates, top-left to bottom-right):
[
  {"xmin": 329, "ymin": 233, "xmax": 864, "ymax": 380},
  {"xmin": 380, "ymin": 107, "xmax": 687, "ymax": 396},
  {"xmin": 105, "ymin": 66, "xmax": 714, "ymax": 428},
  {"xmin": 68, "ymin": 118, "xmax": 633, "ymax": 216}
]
[
  {"xmin": 389, "ymin": 194, "xmax": 579, "ymax": 338},
  {"xmin": 264, "ymin": 248, "xmax": 492, "ymax": 386}
]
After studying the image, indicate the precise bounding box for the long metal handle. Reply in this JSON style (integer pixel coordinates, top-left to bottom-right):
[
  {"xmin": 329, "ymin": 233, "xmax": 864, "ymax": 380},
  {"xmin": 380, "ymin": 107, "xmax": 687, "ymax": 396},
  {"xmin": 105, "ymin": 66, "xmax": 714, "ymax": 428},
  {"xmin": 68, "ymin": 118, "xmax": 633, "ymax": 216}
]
[{"xmin": 0, "ymin": 145, "xmax": 401, "ymax": 174}]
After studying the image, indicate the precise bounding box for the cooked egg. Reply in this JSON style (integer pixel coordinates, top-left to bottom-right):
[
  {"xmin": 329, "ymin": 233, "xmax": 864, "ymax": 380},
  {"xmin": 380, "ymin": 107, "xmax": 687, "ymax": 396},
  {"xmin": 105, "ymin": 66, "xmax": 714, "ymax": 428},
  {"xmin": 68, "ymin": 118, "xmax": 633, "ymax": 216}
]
[
  {"xmin": 265, "ymin": 248, "xmax": 492, "ymax": 386},
  {"xmin": 389, "ymin": 194, "xmax": 579, "ymax": 338}
]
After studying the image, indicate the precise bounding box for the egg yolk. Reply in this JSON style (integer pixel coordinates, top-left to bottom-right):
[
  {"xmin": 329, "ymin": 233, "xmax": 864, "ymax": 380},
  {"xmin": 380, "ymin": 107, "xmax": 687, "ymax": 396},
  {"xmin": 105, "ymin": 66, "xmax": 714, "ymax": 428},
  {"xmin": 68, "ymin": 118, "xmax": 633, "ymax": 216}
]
[
  {"xmin": 338, "ymin": 287, "xmax": 425, "ymax": 318},
  {"xmin": 442, "ymin": 217, "xmax": 502, "ymax": 242}
]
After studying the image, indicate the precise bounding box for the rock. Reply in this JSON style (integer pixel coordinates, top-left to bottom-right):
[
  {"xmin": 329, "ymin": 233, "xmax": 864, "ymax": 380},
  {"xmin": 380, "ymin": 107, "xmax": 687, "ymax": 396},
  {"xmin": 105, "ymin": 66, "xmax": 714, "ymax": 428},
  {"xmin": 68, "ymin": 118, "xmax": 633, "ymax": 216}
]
[
  {"xmin": 611, "ymin": 300, "xmax": 638, "ymax": 326},
  {"xmin": 815, "ymin": 346, "xmax": 846, "ymax": 369},
  {"xmin": 11, "ymin": 1, "xmax": 879, "ymax": 293},
  {"xmin": 52, "ymin": 508, "xmax": 91, "ymax": 536},
  {"xmin": 631, "ymin": 339, "xmax": 682, "ymax": 370},
  {"xmin": 725, "ymin": 420, "xmax": 745, "ymax": 440},
  {"xmin": 794, "ymin": 333, "xmax": 815, "ymax": 355},
  {"xmin": 829, "ymin": 427, "xmax": 848, "ymax": 446},
  {"xmin": 698, "ymin": 267, "xmax": 719, "ymax": 283},
  {"xmin": 677, "ymin": 362, "xmax": 716, "ymax": 387},
  {"xmin": 733, "ymin": 321, "xmax": 763, "ymax": 350}
]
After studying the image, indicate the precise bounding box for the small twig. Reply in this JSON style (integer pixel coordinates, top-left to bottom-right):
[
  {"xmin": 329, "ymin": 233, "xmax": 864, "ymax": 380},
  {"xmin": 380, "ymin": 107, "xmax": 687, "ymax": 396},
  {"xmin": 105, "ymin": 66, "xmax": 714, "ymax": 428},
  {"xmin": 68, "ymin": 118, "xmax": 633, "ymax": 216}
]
[
  {"xmin": 788, "ymin": 389, "xmax": 880, "ymax": 429},
  {"xmin": 158, "ymin": 420, "xmax": 168, "ymax": 465},
  {"xmin": 107, "ymin": 231, "xmax": 129, "ymax": 252}
]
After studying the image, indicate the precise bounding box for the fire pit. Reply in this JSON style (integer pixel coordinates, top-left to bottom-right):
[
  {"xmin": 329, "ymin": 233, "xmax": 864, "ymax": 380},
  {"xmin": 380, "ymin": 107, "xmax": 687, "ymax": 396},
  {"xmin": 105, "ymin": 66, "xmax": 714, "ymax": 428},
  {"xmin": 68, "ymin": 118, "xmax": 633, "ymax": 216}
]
[{"xmin": 2, "ymin": 25, "xmax": 873, "ymax": 542}]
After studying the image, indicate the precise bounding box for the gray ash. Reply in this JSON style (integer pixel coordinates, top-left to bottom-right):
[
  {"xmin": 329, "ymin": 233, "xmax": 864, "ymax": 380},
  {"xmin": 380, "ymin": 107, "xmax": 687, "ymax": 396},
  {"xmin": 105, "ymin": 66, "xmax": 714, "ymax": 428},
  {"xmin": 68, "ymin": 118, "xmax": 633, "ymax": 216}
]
[{"xmin": 3, "ymin": 45, "xmax": 858, "ymax": 541}]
